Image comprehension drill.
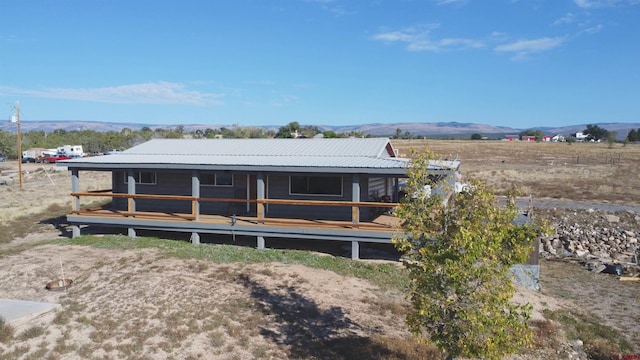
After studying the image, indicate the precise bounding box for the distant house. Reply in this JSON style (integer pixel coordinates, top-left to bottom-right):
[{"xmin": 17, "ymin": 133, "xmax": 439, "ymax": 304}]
[
  {"xmin": 58, "ymin": 138, "xmax": 460, "ymax": 259},
  {"xmin": 522, "ymin": 136, "xmax": 536, "ymax": 142},
  {"xmin": 504, "ymin": 135, "xmax": 519, "ymax": 141},
  {"xmin": 542, "ymin": 135, "xmax": 552, "ymax": 142},
  {"xmin": 551, "ymin": 134, "xmax": 565, "ymax": 142},
  {"xmin": 575, "ymin": 132, "xmax": 589, "ymax": 142}
]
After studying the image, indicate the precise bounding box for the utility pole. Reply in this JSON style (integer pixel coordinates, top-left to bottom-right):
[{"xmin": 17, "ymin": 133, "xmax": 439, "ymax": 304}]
[{"xmin": 16, "ymin": 101, "xmax": 23, "ymax": 189}]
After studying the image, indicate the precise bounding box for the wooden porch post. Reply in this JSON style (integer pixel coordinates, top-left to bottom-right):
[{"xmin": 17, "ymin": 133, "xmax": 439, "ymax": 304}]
[
  {"xmin": 127, "ymin": 169, "xmax": 136, "ymax": 238},
  {"xmin": 192, "ymin": 170, "xmax": 200, "ymax": 221},
  {"xmin": 256, "ymin": 172, "xmax": 265, "ymax": 223},
  {"xmin": 351, "ymin": 174, "xmax": 360, "ymax": 226},
  {"xmin": 191, "ymin": 170, "xmax": 200, "ymax": 244},
  {"xmin": 71, "ymin": 169, "xmax": 81, "ymax": 238},
  {"xmin": 352, "ymin": 174, "xmax": 360, "ymax": 259}
]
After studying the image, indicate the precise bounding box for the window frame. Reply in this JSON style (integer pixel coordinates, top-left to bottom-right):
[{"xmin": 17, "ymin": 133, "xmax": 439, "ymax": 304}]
[
  {"xmin": 201, "ymin": 172, "xmax": 234, "ymax": 187},
  {"xmin": 289, "ymin": 175, "xmax": 343, "ymax": 197},
  {"xmin": 123, "ymin": 171, "xmax": 157, "ymax": 185}
]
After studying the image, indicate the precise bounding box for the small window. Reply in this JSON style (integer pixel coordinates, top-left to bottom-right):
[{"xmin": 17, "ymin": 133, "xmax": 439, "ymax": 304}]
[
  {"xmin": 124, "ymin": 171, "xmax": 157, "ymax": 185},
  {"xmin": 201, "ymin": 172, "xmax": 234, "ymax": 187},
  {"xmin": 290, "ymin": 175, "xmax": 343, "ymax": 196}
]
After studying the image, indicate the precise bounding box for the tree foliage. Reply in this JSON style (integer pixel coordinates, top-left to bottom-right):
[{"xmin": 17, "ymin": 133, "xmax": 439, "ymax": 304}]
[
  {"xmin": 626, "ymin": 128, "xmax": 640, "ymax": 142},
  {"xmin": 582, "ymin": 124, "xmax": 609, "ymax": 141},
  {"xmin": 393, "ymin": 150, "xmax": 541, "ymax": 359}
]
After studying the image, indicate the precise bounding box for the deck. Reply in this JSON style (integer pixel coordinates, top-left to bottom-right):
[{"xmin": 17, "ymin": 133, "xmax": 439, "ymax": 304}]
[{"xmin": 68, "ymin": 191, "xmax": 405, "ymax": 258}]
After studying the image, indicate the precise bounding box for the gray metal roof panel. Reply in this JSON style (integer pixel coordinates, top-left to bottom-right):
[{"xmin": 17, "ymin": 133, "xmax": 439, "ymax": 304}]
[
  {"xmin": 59, "ymin": 138, "xmax": 459, "ymax": 173},
  {"xmin": 124, "ymin": 138, "xmax": 395, "ymax": 157}
]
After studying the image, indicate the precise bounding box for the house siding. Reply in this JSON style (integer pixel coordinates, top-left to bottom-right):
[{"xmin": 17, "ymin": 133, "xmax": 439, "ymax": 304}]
[{"xmin": 111, "ymin": 170, "xmax": 378, "ymax": 221}]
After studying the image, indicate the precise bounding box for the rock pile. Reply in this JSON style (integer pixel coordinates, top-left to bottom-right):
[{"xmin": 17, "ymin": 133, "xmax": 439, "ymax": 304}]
[{"xmin": 536, "ymin": 208, "xmax": 640, "ymax": 271}]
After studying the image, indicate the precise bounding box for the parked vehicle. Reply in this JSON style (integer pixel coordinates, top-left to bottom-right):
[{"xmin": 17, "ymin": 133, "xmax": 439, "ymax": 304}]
[
  {"xmin": 56, "ymin": 145, "xmax": 85, "ymax": 158},
  {"xmin": 22, "ymin": 148, "xmax": 45, "ymax": 163},
  {"xmin": 0, "ymin": 156, "xmax": 5, "ymax": 162},
  {"xmin": 43, "ymin": 154, "xmax": 72, "ymax": 163}
]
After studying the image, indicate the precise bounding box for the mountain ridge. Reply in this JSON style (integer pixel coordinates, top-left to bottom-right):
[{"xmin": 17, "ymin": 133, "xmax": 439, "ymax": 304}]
[{"xmin": 1, "ymin": 120, "xmax": 638, "ymax": 139}]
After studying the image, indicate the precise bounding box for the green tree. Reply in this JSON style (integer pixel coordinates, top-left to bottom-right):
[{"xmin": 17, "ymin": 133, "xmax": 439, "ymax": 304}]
[
  {"xmin": 275, "ymin": 121, "xmax": 300, "ymax": 138},
  {"xmin": 583, "ymin": 124, "xmax": 609, "ymax": 141},
  {"xmin": 470, "ymin": 133, "xmax": 483, "ymax": 140},
  {"xmin": 626, "ymin": 128, "xmax": 638, "ymax": 142},
  {"xmin": 392, "ymin": 150, "xmax": 540, "ymax": 359},
  {"xmin": 607, "ymin": 131, "xmax": 617, "ymax": 148}
]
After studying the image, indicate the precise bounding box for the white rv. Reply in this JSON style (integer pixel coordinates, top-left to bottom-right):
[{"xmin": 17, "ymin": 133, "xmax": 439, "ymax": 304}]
[{"xmin": 57, "ymin": 145, "xmax": 85, "ymax": 157}]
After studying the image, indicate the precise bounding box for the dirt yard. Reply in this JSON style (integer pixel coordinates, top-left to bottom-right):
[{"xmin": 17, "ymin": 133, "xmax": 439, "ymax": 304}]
[{"xmin": 1, "ymin": 140, "xmax": 640, "ymax": 359}]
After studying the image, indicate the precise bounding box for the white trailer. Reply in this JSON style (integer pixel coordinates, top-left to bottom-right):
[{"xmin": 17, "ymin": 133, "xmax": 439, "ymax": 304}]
[{"xmin": 56, "ymin": 145, "xmax": 85, "ymax": 157}]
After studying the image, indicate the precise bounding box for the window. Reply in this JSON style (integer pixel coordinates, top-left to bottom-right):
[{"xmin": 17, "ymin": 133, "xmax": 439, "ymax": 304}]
[
  {"xmin": 201, "ymin": 172, "xmax": 234, "ymax": 187},
  {"xmin": 123, "ymin": 171, "xmax": 157, "ymax": 185},
  {"xmin": 290, "ymin": 175, "xmax": 343, "ymax": 196}
]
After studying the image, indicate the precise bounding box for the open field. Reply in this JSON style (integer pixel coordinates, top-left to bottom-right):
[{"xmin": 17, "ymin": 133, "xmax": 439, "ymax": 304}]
[
  {"xmin": 1, "ymin": 141, "xmax": 640, "ymax": 359},
  {"xmin": 393, "ymin": 140, "xmax": 640, "ymax": 205}
]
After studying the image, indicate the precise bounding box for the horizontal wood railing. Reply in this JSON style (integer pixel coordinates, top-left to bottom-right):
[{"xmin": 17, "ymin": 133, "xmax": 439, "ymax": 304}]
[{"xmin": 70, "ymin": 191, "xmax": 399, "ymax": 228}]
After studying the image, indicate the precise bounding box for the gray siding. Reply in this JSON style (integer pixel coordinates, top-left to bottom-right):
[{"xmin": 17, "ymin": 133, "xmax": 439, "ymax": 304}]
[
  {"xmin": 111, "ymin": 171, "xmax": 374, "ymax": 221},
  {"xmin": 265, "ymin": 174, "xmax": 356, "ymax": 220}
]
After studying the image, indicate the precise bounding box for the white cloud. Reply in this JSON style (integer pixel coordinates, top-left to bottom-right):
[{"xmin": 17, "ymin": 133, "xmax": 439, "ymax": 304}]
[
  {"xmin": 574, "ymin": 0, "xmax": 640, "ymax": 8},
  {"xmin": 433, "ymin": 0, "xmax": 468, "ymax": 5},
  {"xmin": 0, "ymin": 82, "xmax": 223, "ymax": 105},
  {"xmin": 552, "ymin": 12, "xmax": 576, "ymax": 26},
  {"xmin": 372, "ymin": 25, "xmax": 484, "ymax": 52},
  {"xmin": 495, "ymin": 37, "xmax": 565, "ymax": 60},
  {"xmin": 580, "ymin": 23, "xmax": 604, "ymax": 34}
]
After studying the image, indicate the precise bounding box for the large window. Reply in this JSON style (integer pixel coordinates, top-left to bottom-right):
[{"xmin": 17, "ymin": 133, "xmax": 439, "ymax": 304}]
[
  {"xmin": 201, "ymin": 172, "xmax": 234, "ymax": 187},
  {"xmin": 290, "ymin": 175, "xmax": 343, "ymax": 196},
  {"xmin": 123, "ymin": 171, "xmax": 157, "ymax": 185}
]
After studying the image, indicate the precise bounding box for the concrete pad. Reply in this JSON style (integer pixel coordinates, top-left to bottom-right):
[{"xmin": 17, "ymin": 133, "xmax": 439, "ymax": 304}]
[{"xmin": 0, "ymin": 299, "xmax": 60, "ymax": 326}]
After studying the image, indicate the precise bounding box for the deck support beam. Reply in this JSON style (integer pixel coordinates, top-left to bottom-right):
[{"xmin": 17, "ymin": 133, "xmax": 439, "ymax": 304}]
[
  {"xmin": 351, "ymin": 240, "xmax": 359, "ymax": 260},
  {"xmin": 128, "ymin": 227, "xmax": 136, "ymax": 238},
  {"xmin": 191, "ymin": 232, "xmax": 200, "ymax": 244},
  {"xmin": 257, "ymin": 236, "xmax": 265, "ymax": 250},
  {"xmin": 72, "ymin": 226, "xmax": 80, "ymax": 238}
]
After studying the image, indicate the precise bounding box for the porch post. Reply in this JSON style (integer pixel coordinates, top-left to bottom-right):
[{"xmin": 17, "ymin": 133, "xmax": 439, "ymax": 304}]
[
  {"xmin": 127, "ymin": 169, "xmax": 136, "ymax": 214},
  {"xmin": 192, "ymin": 170, "xmax": 200, "ymax": 221},
  {"xmin": 256, "ymin": 172, "xmax": 265, "ymax": 223},
  {"xmin": 257, "ymin": 236, "xmax": 265, "ymax": 250},
  {"xmin": 127, "ymin": 169, "xmax": 136, "ymax": 238},
  {"xmin": 71, "ymin": 169, "xmax": 81, "ymax": 238},
  {"xmin": 191, "ymin": 170, "xmax": 201, "ymax": 244},
  {"xmin": 351, "ymin": 174, "xmax": 360, "ymax": 226},
  {"xmin": 352, "ymin": 174, "xmax": 360, "ymax": 258}
]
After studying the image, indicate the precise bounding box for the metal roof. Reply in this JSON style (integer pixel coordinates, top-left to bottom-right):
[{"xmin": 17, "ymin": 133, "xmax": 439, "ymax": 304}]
[{"xmin": 60, "ymin": 138, "xmax": 459, "ymax": 175}]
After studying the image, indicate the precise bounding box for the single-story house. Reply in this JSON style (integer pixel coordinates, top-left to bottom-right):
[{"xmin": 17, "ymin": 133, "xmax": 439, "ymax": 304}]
[{"xmin": 59, "ymin": 138, "xmax": 460, "ymax": 259}]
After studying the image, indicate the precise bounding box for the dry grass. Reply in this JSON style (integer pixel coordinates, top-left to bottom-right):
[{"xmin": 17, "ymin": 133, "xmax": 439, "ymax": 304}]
[
  {"xmin": 2, "ymin": 142, "xmax": 640, "ymax": 359},
  {"xmin": 392, "ymin": 140, "xmax": 640, "ymax": 205}
]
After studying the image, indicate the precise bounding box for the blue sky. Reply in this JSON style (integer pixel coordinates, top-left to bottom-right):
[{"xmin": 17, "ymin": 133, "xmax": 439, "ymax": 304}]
[{"xmin": 1, "ymin": 0, "xmax": 639, "ymax": 129}]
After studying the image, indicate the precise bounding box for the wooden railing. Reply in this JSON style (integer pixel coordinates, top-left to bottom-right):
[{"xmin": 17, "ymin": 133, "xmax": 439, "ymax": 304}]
[{"xmin": 70, "ymin": 191, "xmax": 399, "ymax": 226}]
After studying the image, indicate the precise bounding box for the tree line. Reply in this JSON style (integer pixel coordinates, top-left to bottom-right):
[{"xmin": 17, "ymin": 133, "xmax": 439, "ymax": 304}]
[{"xmin": 0, "ymin": 122, "xmax": 367, "ymax": 159}]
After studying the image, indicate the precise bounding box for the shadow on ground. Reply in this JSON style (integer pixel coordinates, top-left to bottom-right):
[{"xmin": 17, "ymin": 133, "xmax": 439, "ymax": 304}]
[{"xmin": 239, "ymin": 274, "xmax": 432, "ymax": 360}]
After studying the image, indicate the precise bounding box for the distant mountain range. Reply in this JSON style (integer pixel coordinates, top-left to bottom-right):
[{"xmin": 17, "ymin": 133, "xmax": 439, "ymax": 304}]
[{"xmin": 1, "ymin": 120, "xmax": 638, "ymax": 140}]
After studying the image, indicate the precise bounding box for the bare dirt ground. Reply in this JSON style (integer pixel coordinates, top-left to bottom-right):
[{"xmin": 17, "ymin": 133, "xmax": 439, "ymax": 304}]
[{"xmin": 1, "ymin": 141, "xmax": 640, "ymax": 360}]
